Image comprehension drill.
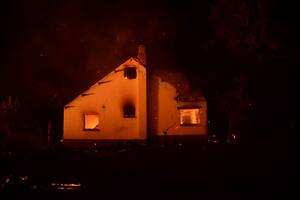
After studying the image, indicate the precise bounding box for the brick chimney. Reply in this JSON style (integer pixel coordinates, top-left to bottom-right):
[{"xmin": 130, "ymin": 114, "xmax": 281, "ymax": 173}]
[{"xmin": 137, "ymin": 44, "xmax": 147, "ymax": 66}]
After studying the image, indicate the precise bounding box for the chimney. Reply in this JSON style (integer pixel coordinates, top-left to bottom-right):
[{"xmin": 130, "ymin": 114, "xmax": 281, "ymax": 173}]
[{"xmin": 137, "ymin": 44, "xmax": 147, "ymax": 66}]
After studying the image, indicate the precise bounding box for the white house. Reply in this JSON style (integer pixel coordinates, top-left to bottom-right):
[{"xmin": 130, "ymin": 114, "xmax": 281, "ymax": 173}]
[{"xmin": 63, "ymin": 46, "xmax": 207, "ymax": 147}]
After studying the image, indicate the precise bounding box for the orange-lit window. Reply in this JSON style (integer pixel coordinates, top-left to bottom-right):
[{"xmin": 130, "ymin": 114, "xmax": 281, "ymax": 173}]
[
  {"xmin": 124, "ymin": 67, "xmax": 137, "ymax": 79},
  {"xmin": 84, "ymin": 114, "xmax": 99, "ymax": 130},
  {"xmin": 179, "ymin": 108, "xmax": 200, "ymax": 126}
]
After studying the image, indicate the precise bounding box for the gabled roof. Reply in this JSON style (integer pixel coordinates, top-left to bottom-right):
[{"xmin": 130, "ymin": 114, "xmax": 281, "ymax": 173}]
[{"xmin": 64, "ymin": 54, "xmax": 206, "ymax": 108}]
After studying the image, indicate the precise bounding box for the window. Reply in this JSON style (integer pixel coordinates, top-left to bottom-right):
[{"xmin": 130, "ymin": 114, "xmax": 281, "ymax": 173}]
[
  {"xmin": 124, "ymin": 67, "xmax": 137, "ymax": 79},
  {"xmin": 123, "ymin": 103, "xmax": 135, "ymax": 118},
  {"xmin": 179, "ymin": 108, "xmax": 200, "ymax": 126},
  {"xmin": 84, "ymin": 113, "xmax": 99, "ymax": 130}
]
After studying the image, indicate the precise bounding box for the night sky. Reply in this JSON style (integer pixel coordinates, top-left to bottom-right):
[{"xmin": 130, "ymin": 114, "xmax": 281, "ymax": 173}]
[
  {"xmin": 0, "ymin": 0, "xmax": 208, "ymax": 100},
  {"xmin": 0, "ymin": 0, "xmax": 299, "ymax": 137}
]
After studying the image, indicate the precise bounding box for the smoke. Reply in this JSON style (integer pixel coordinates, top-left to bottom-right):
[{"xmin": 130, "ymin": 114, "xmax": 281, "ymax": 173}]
[{"xmin": 1, "ymin": 0, "xmax": 212, "ymax": 106}]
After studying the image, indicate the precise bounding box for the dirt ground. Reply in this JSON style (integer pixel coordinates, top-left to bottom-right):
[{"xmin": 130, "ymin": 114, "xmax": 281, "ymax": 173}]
[{"xmin": 0, "ymin": 141, "xmax": 297, "ymax": 199}]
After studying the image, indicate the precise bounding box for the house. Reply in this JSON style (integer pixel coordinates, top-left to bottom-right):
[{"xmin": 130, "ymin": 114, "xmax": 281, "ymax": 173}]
[{"xmin": 63, "ymin": 45, "xmax": 207, "ymax": 147}]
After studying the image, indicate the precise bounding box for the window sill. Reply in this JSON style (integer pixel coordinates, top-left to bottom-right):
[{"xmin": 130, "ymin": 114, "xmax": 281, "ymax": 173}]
[
  {"xmin": 180, "ymin": 124, "xmax": 201, "ymax": 127},
  {"xmin": 83, "ymin": 129, "xmax": 100, "ymax": 131}
]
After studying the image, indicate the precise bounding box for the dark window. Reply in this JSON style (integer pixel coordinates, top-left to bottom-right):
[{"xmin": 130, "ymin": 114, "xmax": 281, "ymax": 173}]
[
  {"xmin": 123, "ymin": 103, "xmax": 135, "ymax": 118},
  {"xmin": 124, "ymin": 67, "xmax": 137, "ymax": 79}
]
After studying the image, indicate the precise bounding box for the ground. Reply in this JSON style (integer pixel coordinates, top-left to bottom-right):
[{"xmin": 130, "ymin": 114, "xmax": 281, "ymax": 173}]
[{"xmin": 0, "ymin": 141, "xmax": 297, "ymax": 199}]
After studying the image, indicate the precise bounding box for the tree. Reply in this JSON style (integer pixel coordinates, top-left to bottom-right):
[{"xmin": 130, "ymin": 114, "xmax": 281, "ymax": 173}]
[
  {"xmin": 208, "ymin": 0, "xmax": 278, "ymax": 62},
  {"xmin": 203, "ymin": 0, "xmax": 280, "ymax": 143},
  {"xmin": 220, "ymin": 73, "xmax": 252, "ymax": 143},
  {"xmin": 0, "ymin": 96, "xmax": 44, "ymax": 154}
]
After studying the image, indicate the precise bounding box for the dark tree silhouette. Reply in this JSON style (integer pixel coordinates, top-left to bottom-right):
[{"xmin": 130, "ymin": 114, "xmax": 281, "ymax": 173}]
[
  {"xmin": 0, "ymin": 96, "xmax": 45, "ymax": 154},
  {"xmin": 220, "ymin": 73, "xmax": 252, "ymax": 142},
  {"xmin": 203, "ymin": 0, "xmax": 280, "ymax": 143},
  {"xmin": 208, "ymin": 0, "xmax": 278, "ymax": 61}
]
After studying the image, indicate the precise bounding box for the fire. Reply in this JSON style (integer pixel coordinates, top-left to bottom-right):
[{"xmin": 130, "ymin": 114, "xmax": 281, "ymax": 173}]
[{"xmin": 84, "ymin": 114, "xmax": 99, "ymax": 130}]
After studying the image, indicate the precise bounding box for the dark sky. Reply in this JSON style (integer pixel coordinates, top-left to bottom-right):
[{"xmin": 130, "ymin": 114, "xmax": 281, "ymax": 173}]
[
  {"xmin": 0, "ymin": 0, "xmax": 209, "ymax": 100},
  {"xmin": 0, "ymin": 0, "xmax": 297, "ymax": 106}
]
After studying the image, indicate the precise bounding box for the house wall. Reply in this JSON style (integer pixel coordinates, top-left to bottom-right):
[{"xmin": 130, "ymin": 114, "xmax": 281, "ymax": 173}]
[
  {"xmin": 149, "ymin": 75, "xmax": 207, "ymax": 137},
  {"xmin": 63, "ymin": 58, "xmax": 147, "ymax": 142}
]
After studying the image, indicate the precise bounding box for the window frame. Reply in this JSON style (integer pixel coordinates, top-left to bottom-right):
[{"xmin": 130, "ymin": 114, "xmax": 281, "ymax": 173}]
[
  {"xmin": 177, "ymin": 107, "xmax": 201, "ymax": 126},
  {"xmin": 124, "ymin": 67, "xmax": 137, "ymax": 80},
  {"xmin": 83, "ymin": 113, "xmax": 100, "ymax": 131},
  {"xmin": 123, "ymin": 103, "xmax": 136, "ymax": 118}
]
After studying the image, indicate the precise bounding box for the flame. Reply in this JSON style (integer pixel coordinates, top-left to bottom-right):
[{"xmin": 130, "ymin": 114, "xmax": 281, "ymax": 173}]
[{"xmin": 50, "ymin": 183, "xmax": 82, "ymax": 190}]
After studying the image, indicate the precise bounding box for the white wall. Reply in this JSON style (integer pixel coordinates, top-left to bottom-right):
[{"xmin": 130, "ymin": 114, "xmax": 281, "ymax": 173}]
[
  {"xmin": 63, "ymin": 58, "xmax": 147, "ymax": 141},
  {"xmin": 64, "ymin": 58, "xmax": 207, "ymax": 142},
  {"xmin": 149, "ymin": 75, "xmax": 207, "ymax": 136}
]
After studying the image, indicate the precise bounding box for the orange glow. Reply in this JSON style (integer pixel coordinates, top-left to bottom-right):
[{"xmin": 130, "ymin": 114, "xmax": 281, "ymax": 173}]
[
  {"xmin": 179, "ymin": 108, "xmax": 200, "ymax": 125},
  {"xmin": 63, "ymin": 57, "xmax": 207, "ymax": 141},
  {"xmin": 51, "ymin": 183, "xmax": 82, "ymax": 190},
  {"xmin": 84, "ymin": 114, "xmax": 99, "ymax": 130}
]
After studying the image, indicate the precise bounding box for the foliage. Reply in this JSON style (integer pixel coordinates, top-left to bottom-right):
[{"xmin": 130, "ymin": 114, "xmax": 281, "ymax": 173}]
[
  {"xmin": 0, "ymin": 96, "xmax": 44, "ymax": 153},
  {"xmin": 220, "ymin": 73, "xmax": 252, "ymax": 141},
  {"xmin": 208, "ymin": 0, "xmax": 278, "ymax": 61}
]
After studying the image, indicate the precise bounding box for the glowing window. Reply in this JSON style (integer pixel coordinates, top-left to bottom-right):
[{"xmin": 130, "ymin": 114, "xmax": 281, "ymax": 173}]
[
  {"xmin": 123, "ymin": 103, "xmax": 135, "ymax": 118},
  {"xmin": 179, "ymin": 108, "xmax": 200, "ymax": 126},
  {"xmin": 124, "ymin": 67, "xmax": 137, "ymax": 79},
  {"xmin": 84, "ymin": 114, "xmax": 99, "ymax": 130}
]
